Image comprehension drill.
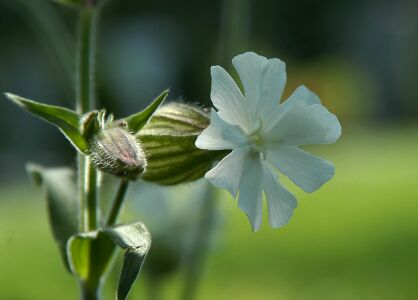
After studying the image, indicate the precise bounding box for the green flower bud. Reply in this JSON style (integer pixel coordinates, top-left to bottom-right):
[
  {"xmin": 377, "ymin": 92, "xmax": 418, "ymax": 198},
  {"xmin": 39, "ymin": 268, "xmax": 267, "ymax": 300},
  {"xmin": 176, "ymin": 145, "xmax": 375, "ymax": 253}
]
[
  {"xmin": 90, "ymin": 125, "xmax": 146, "ymax": 180},
  {"xmin": 137, "ymin": 103, "xmax": 227, "ymax": 185}
]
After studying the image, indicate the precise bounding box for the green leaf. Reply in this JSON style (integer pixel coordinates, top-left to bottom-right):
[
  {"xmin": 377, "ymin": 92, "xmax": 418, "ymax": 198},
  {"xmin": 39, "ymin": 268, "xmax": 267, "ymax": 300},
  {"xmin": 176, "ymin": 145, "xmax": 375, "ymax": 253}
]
[
  {"xmin": 105, "ymin": 222, "xmax": 152, "ymax": 300},
  {"xmin": 67, "ymin": 231, "xmax": 115, "ymax": 283},
  {"xmin": 5, "ymin": 93, "xmax": 88, "ymax": 153},
  {"xmin": 124, "ymin": 90, "xmax": 169, "ymax": 133},
  {"xmin": 27, "ymin": 163, "xmax": 79, "ymax": 272},
  {"xmin": 67, "ymin": 222, "xmax": 151, "ymax": 300}
]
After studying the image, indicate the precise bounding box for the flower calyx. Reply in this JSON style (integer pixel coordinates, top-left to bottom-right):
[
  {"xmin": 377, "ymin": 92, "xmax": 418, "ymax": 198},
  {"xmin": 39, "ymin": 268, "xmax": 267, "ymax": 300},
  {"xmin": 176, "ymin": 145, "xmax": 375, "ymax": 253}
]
[{"xmin": 137, "ymin": 102, "xmax": 228, "ymax": 185}]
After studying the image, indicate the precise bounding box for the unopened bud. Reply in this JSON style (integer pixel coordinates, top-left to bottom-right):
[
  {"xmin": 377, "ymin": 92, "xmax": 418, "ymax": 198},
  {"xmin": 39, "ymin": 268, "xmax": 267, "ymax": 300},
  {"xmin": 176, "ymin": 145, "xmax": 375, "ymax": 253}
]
[
  {"xmin": 137, "ymin": 103, "xmax": 226, "ymax": 185},
  {"xmin": 90, "ymin": 126, "xmax": 146, "ymax": 180}
]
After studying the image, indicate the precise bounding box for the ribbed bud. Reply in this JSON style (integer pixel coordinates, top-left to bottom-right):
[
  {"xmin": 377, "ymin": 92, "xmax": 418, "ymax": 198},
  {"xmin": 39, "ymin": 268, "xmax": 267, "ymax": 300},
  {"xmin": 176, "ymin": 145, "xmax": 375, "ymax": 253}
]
[
  {"xmin": 90, "ymin": 126, "xmax": 146, "ymax": 180},
  {"xmin": 137, "ymin": 103, "xmax": 227, "ymax": 185}
]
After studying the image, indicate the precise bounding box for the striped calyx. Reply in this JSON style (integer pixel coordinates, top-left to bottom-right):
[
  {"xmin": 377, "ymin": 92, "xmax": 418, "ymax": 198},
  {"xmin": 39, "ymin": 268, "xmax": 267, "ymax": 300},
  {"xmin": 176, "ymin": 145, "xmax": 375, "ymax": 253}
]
[
  {"xmin": 89, "ymin": 126, "xmax": 146, "ymax": 180},
  {"xmin": 137, "ymin": 103, "xmax": 227, "ymax": 185}
]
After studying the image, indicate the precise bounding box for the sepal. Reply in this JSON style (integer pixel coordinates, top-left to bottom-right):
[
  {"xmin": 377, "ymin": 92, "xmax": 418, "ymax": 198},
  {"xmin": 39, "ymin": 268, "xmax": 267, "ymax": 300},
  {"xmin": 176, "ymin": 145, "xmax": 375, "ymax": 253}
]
[
  {"xmin": 137, "ymin": 103, "xmax": 227, "ymax": 185},
  {"xmin": 124, "ymin": 90, "xmax": 169, "ymax": 133}
]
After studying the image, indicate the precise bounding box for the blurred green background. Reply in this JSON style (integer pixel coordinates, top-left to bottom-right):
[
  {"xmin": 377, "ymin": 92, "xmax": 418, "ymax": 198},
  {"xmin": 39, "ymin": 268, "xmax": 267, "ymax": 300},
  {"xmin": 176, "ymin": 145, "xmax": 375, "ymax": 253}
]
[{"xmin": 1, "ymin": 0, "xmax": 418, "ymax": 299}]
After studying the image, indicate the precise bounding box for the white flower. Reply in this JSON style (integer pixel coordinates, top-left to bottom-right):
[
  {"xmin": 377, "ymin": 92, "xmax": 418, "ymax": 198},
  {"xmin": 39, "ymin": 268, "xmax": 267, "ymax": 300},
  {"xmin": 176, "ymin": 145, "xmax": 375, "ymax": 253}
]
[{"xmin": 195, "ymin": 52, "xmax": 341, "ymax": 231}]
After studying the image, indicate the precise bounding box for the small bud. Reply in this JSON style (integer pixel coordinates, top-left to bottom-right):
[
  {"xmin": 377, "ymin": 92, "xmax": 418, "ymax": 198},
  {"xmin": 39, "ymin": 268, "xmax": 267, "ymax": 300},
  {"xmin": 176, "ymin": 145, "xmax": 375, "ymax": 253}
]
[
  {"xmin": 90, "ymin": 126, "xmax": 146, "ymax": 180},
  {"xmin": 137, "ymin": 103, "xmax": 227, "ymax": 185},
  {"xmin": 80, "ymin": 110, "xmax": 100, "ymax": 139}
]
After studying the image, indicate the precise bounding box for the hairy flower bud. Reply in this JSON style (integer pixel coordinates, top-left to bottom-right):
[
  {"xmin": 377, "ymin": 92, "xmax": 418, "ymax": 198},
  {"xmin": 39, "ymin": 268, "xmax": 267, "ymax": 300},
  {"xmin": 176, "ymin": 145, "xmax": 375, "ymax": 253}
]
[
  {"xmin": 137, "ymin": 103, "xmax": 227, "ymax": 185},
  {"xmin": 90, "ymin": 126, "xmax": 146, "ymax": 180}
]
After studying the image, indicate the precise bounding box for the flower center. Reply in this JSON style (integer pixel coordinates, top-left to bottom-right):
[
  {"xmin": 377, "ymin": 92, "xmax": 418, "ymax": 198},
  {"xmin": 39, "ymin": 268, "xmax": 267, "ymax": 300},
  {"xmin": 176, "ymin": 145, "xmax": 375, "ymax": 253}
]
[{"xmin": 247, "ymin": 119, "xmax": 267, "ymax": 160}]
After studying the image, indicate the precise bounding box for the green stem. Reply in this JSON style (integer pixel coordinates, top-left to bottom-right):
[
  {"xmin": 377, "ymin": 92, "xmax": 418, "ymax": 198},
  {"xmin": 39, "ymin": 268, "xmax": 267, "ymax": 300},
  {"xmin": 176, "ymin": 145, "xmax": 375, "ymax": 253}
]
[
  {"xmin": 106, "ymin": 179, "xmax": 129, "ymax": 227},
  {"xmin": 76, "ymin": 6, "xmax": 98, "ymax": 232},
  {"xmin": 181, "ymin": 186, "xmax": 217, "ymax": 300},
  {"xmin": 78, "ymin": 158, "xmax": 98, "ymax": 231},
  {"xmin": 78, "ymin": 157, "xmax": 86, "ymax": 231},
  {"xmin": 86, "ymin": 158, "xmax": 98, "ymax": 231},
  {"xmin": 76, "ymin": 7, "xmax": 97, "ymax": 113},
  {"xmin": 80, "ymin": 280, "xmax": 99, "ymax": 300},
  {"xmin": 76, "ymin": 4, "xmax": 100, "ymax": 299}
]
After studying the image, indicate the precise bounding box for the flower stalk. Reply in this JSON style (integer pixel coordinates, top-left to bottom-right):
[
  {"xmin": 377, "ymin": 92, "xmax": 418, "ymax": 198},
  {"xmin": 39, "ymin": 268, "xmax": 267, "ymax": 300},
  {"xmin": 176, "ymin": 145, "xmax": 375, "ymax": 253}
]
[
  {"xmin": 80, "ymin": 280, "xmax": 99, "ymax": 300},
  {"xmin": 106, "ymin": 179, "xmax": 129, "ymax": 227},
  {"xmin": 85, "ymin": 158, "xmax": 98, "ymax": 231}
]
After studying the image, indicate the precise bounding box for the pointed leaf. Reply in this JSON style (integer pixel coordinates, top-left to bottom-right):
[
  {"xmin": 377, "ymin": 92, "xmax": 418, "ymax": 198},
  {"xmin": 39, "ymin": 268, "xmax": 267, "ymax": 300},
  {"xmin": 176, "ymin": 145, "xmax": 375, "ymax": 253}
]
[
  {"xmin": 67, "ymin": 222, "xmax": 151, "ymax": 300},
  {"xmin": 124, "ymin": 90, "xmax": 169, "ymax": 133},
  {"xmin": 104, "ymin": 222, "xmax": 152, "ymax": 300},
  {"xmin": 27, "ymin": 163, "xmax": 79, "ymax": 272},
  {"xmin": 5, "ymin": 93, "xmax": 88, "ymax": 153}
]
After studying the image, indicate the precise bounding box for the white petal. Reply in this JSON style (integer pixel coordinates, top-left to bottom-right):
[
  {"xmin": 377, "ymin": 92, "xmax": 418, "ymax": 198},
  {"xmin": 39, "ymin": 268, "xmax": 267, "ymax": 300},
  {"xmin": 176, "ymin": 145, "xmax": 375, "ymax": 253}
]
[
  {"xmin": 266, "ymin": 144, "xmax": 335, "ymax": 193},
  {"xmin": 262, "ymin": 162, "xmax": 297, "ymax": 228},
  {"xmin": 210, "ymin": 66, "xmax": 250, "ymax": 129},
  {"xmin": 237, "ymin": 154, "xmax": 263, "ymax": 231},
  {"xmin": 232, "ymin": 52, "xmax": 267, "ymax": 109},
  {"xmin": 265, "ymin": 102, "xmax": 341, "ymax": 145},
  {"xmin": 232, "ymin": 52, "xmax": 286, "ymax": 121},
  {"xmin": 195, "ymin": 109, "xmax": 247, "ymax": 150},
  {"xmin": 258, "ymin": 58, "xmax": 287, "ymax": 118},
  {"xmin": 281, "ymin": 85, "xmax": 321, "ymax": 108},
  {"xmin": 205, "ymin": 147, "xmax": 249, "ymax": 197},
  {"xmin": 264, "ymin": 86, "xmax": 322, "ymax": 133}
]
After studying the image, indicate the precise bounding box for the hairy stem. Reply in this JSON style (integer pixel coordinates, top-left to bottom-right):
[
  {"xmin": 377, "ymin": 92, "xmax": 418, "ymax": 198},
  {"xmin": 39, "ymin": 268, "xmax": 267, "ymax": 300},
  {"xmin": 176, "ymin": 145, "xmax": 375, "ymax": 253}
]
[
  {"xmin": 106, "ymin": 179, "xmax": 129, "ymax": 227},
  {"xmin": 76, "ymin": 4, "xmax": 100, "ymax": 299},
  {"xmin": 77, "ymin": 8, "xmax": 97, "ymax": 113},
  {"xmin": 76, "ymin": 6, "xmax": 98, "ymax": 232}
]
